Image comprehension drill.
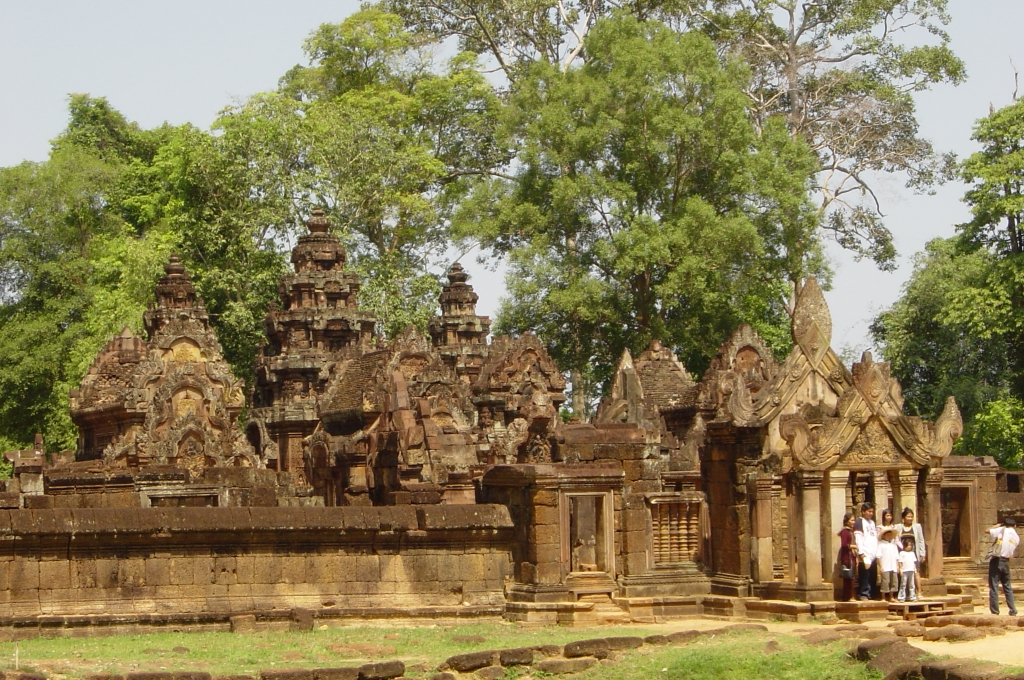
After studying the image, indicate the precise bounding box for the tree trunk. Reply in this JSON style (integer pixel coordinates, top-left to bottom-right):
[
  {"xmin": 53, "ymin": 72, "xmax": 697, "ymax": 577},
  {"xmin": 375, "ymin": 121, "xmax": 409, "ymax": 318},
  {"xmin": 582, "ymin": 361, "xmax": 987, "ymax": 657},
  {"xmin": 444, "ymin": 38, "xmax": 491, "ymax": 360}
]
[{"xmin": 571, "ymin": 368, "xmax": 586, "ymax": 419}]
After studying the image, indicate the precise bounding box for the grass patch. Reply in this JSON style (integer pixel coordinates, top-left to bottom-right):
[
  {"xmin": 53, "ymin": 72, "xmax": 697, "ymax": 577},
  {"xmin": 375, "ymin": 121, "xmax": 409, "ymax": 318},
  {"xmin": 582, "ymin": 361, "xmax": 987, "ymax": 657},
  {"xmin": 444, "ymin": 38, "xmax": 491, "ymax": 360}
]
[
  {"xmin": 0, "ymin": 625, "xmax": 880, "ymax": 679},
  {"xmin": 574, "ymin": 631, "xmax": 881, "ymax": 680}
]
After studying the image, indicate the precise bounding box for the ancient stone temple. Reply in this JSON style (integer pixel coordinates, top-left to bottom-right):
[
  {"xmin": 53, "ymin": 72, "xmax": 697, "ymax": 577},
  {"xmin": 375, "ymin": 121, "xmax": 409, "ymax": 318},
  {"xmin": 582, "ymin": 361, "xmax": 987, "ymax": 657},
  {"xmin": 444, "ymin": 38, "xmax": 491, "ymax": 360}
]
[
  {"xmin": 250, "ymin": 208, "xmax": 377, "ymax": 486},
  {"xmin": 0, "ymin": 225, "xmax": 1014, "ymax": 634},
  {"xmin": 429, "ymin": 262, "xmax": 491, "ymax": 383},
  {"xmin": 70, "ymin": 255, "xmax": 253, "ymax": 472}
]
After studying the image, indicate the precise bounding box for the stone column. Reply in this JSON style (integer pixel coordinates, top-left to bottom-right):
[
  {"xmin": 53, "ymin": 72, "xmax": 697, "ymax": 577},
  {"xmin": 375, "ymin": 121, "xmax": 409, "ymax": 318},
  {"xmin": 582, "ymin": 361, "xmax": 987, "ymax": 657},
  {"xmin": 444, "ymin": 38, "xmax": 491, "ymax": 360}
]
[
  {"xmin": 795, "ymin": 471, "xmax": 825, "ymax": 588},
  {"xmin": 918, "ymin": 466, "xmax": 944, "ymax": 581},
  {"xmin": 752, "ymin": 475, "xmax": 774, "ymax": 583},
  {"xmin": 874, "ymin": 471, "xmax": 892, "ymax": 514},
  {"xmin": 826, "ymin": 469, "xmax": 850, "ymax": 585},
  {"xmin": 888, "ymin": 470, "xmax": 903, "ymax": 518}
]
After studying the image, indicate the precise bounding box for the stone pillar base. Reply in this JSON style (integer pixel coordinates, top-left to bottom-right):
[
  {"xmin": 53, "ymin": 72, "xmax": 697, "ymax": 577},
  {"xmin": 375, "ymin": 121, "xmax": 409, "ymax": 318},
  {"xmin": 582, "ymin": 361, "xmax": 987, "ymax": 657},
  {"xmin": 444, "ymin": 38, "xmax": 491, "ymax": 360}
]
[
  {"xmin": 710, "ymin": 573, "xmax": 752, "ymax": 597},
  {"xmin": 503, "ymin": 601, "xmax": 596, "ymax": 626},
  {"xmin": 617, "ymin": 568, "xmax": 711, "ymax": 598},
  {"xmin": 754, "ymin": 581, "xmax": 833, "ymax": 602},
  {"xmin": 920, "ymin": 577, "xmax": 948, "ymax": 598}
]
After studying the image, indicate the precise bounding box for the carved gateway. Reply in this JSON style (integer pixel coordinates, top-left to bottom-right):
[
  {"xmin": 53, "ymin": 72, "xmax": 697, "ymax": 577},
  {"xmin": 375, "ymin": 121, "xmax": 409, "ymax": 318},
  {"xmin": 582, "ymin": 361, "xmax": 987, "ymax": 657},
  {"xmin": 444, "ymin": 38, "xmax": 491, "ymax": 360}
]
[{"xmin": 708, "ymin": 277, "xmax": 962, "ymax": 473}]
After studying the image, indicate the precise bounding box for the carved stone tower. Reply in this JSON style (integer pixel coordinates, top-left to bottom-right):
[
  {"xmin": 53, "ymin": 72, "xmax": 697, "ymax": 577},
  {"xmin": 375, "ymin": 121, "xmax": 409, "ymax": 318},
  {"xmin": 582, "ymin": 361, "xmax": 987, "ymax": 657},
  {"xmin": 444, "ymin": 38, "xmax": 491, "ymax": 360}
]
[
  {"xmin": 71, "ymin": 256, "xmax": 251, "ymax": 470},
  {"xmin": 429, "ymin": 263, "xmax": 491, "ymax": 383},
  {"xmin": 251, "ymin": 209, "xmax": 377, "ymax": 484}
]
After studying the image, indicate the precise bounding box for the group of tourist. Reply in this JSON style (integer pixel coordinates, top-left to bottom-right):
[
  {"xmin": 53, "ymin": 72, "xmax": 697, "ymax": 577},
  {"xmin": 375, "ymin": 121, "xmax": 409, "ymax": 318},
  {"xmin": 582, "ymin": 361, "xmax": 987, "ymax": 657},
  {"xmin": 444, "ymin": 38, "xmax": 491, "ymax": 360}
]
[
  {"xmin": 837, "ymin": 504, "xmax": 924, "ymax": 603},
  {"xmin": 836, "ymin": 502, "xmax": 1021, "ymax": 615}
]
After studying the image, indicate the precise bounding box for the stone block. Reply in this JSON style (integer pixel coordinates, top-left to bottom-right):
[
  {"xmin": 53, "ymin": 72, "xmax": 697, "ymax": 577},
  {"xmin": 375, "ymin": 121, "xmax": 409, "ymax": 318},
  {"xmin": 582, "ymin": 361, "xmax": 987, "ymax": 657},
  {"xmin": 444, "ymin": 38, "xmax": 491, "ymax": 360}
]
[
  {"xmin": 922, "ymin": 625, "xmax": 985, "ymax": 642},
  {"xmin": 604, "ymin": 637, "xmax": 643, "ymax": 650},
  {"xmin": 38, "ymin": 559, "xmax": 71, "ymax": 590},
  {"xmin": 356, "ymin": 661, "xmax": 404, "ymax": 680},
  {"xmin": 564, "ymin": 639, "xmax": 609, "ymax": 659},
  {"xmin": 854, "ymin": 635, "xmax": 902, "ymax": 661},
  {"xmin": 919, "ymin": 658, "xmax": 992, "ymax": 680},
  {"xmin": 892, "ymin": 624, "xmax": 925, "ymax": 638},
  {"xmin": 625, "ymin": 552, "xmax": 648, "ymax": 574},
  {"xmin": 534, "ymin": 658, "xmax": 597, "ymax": 674},
  {"xmin": 230, "ymin": 614, "xmax": 256, "ymax": 634},
  {"xmin": 473, "ymin": 668, "xmax": 504, "ymax": 680},
  {"xmin": 722, "ymin": 624, "xmax": 768, "ymax": 633},
  {"xmin": 445, "ymin": 651, "xmax": 498, "ymax": 673},
  {"xmin": 666, "ymin": 631, "xmax": 702, "ymax": 644},
  {"xmin": 291, "ymin": 608, "xmax": 315, "ymax": 631},
  {"xmin": 145, "ymin": 559, "xmax": 171, "ymax": 587},
  {"xmin": 864, "ymin": 642, "xmax": 927, "ymax": 677},
  {"xmin": 10, "ymin": 560, "xmax": 38, "ymax": 591},
  {"xmin": 802, "ymin": 630, "xmax": 846, "ymax": 645},
  {"xmin": 313, "ymin": 670, "xmax": 359, "ymax": 680},
  {"xmin": 498, "ymin": 648, "xmax": 533, "ymax": 666},
  {"xmin": 260, "ymin": 671, "xmax": 314, "ymax": 680},
  {"xmin": 532, "ymin": 491, "xmax": 558, "ymax": 507},
  {"xmin": 532, "ymin": 505, "xmax": 560, "ymax": 525},
  {"xmin": 643, "ymin": 635, "xmax": 670, "ymax": 645}
]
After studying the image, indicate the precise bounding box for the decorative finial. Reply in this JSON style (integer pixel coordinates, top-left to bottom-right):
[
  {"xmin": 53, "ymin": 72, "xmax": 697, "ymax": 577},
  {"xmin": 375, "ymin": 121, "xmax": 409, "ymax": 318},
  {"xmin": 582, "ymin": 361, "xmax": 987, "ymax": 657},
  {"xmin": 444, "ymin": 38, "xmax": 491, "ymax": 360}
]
[
  {"xmin": 306, "ymin": 208, "xmax": 330, "ymax": 234},
  {"xmin": 447, "ymin": 262, "xmax": 468, "ymax": 285},
  {"xmin": 165, "ymin": 254, "xmax": 185, "ymax": 276},
  {"xmin": 791, "ymin": 275, "xmax": 832, "ymax": 347}
]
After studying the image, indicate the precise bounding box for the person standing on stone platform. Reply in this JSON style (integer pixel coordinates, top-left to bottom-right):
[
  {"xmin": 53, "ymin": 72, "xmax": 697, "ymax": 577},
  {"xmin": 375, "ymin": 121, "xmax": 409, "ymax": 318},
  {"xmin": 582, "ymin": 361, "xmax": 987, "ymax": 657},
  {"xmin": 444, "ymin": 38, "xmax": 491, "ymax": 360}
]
[
  {"xmin": 988, "ymin": 518, "xmax": 1020, "ymax": 616},
  {"xmin": 876, "ymin": 527, "xmax": 900, "ymax": 602},
  {"xmin": 897, "ymin": 537, "xmax": 918, "ymax": 602},
  {"xmin": 854, "ymin": 503, "xmax": 879, "ymax": 601},
  {"xmin": 838, "ymin": 512, "xmax": 858, "ymax": 602},
  {"xmin": 899, "ymin": 508, "xmax": 926, "ymax": 598}
]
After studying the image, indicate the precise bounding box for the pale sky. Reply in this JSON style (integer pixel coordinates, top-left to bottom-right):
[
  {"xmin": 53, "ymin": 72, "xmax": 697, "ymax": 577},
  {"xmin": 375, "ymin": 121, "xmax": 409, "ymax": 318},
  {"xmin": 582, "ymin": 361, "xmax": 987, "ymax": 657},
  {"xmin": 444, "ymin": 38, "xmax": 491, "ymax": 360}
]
[{"xmin": 1, "ymin": 0, "xmax": 1022, "ymax": 358}]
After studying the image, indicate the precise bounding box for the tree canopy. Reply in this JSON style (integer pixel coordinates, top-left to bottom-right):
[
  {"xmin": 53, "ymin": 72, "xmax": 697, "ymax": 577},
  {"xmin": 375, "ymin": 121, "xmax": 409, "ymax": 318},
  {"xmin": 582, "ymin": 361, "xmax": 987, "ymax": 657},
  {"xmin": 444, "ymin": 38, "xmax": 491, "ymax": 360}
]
[
  {"xmin": 874, "ymin": 98, "xmax": 1024, "ymax": 468},
  {"xmin": 454, "ymin": 13, "xmax": 820, "ymax": 409}
]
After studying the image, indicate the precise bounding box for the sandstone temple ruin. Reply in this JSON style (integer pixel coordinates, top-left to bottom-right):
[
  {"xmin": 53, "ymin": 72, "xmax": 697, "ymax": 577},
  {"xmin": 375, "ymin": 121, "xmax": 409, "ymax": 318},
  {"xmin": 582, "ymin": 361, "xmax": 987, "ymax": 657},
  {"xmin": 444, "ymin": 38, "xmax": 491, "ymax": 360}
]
[{"xmin": 0, "ymin": 210, "xmax": 1018, "ymax": 633}]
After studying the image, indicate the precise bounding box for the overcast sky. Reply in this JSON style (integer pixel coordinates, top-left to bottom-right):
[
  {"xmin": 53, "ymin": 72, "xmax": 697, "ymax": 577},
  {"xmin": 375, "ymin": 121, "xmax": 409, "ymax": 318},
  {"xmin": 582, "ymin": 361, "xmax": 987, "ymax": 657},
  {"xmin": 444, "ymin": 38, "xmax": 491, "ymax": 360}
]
[{"xmin": 2, "ymin": 0, "xmax": 1022, "ymax": 358}]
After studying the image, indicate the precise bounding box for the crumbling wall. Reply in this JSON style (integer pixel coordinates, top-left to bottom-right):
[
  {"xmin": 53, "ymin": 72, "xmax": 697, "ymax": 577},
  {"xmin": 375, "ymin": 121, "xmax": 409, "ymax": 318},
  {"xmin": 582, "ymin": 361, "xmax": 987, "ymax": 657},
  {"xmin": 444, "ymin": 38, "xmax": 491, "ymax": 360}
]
[{"xmin": 0, "ymin": 505, "xmax": 513, "ymax": 627}]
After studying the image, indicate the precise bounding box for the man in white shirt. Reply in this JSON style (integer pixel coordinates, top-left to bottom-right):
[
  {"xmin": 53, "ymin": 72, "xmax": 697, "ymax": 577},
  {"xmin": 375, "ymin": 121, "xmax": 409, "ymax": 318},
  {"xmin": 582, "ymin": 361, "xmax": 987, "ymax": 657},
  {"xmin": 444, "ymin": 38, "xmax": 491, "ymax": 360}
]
[
  {"xmin": 988, "ymin": 518, "xmax": 1020, "ymax": 616},
  {"xmin": 853, "ymin": 503, "xmax": 879, "ymax": 601}
]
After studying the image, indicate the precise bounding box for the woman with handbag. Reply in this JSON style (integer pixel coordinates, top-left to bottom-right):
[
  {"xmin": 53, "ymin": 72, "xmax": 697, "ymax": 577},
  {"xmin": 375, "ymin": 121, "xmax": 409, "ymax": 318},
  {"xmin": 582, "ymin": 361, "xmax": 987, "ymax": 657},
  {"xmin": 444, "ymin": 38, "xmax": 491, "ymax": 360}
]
[{"xmin": 838, "ymin": 512, "xmax": 858, "ymax": 601}]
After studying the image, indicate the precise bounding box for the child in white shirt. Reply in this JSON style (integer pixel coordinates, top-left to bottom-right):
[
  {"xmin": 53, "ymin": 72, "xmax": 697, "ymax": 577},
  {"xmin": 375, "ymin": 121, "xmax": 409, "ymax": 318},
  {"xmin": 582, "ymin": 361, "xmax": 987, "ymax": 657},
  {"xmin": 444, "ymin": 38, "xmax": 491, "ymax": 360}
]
[
  {"xmin": 876, "ymin": 527, "xmax": 900, "ymax": 602},
  {"xmin": 897, "ymin": 538, "xmax": 918, "ymax": 602}
]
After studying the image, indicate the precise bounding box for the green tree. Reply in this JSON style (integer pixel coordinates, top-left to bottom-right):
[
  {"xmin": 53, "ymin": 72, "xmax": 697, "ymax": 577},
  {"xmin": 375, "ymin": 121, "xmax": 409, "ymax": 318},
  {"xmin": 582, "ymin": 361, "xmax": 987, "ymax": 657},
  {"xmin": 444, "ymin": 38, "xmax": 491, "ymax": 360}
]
[
  {"xmin": 956, "ymin": 397, "xmax": 1024, "ymax": 469},
  {"xmin": 455, "ymin": 13, "xmax": 820, "ymax": 410},
  {"xmin": 871, "ymin": 238, "xmax": 1012, "ymax": 421},
  {"xmin": 0, "ymin": 97, "xmax": 176, "ymax": 452},
  {"xmin": 176, "ymin": 8, "xmax": 509, "ymax": 340},
  {"xmin": 874, "ymin": 99, "xmax": 1024, "ymax": 463},
  {"xmin": 389, "ymin": 0, "xmax": 966, "ymax": 269}
]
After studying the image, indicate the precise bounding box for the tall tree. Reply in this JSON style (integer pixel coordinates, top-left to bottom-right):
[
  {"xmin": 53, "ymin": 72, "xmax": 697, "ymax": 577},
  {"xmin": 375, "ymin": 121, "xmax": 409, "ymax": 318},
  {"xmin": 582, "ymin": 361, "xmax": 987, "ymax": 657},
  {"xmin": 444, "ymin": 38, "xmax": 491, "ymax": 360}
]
[
  {"xmin": 389, "ymin": 0, "xmax": 965, "ymax": 268},
  {"xmin": 874, "ymin": 99, "xmax": 1024, "ymax": 466},
  {"xmin": 455, "ymin": 13, "xmax": 820, "ymax": 410},
  {"xmin": 0, "ymin": 97, "xmax": 176, "ymax": 452}
]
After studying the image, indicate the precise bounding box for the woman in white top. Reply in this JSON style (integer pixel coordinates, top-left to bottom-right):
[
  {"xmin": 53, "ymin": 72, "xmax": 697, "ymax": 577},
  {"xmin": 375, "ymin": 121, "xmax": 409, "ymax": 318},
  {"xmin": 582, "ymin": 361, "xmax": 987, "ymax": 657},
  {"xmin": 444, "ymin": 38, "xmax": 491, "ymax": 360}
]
[{"xmin": 899, "ymin": 508, "xmax": 926, "ymax": 597}]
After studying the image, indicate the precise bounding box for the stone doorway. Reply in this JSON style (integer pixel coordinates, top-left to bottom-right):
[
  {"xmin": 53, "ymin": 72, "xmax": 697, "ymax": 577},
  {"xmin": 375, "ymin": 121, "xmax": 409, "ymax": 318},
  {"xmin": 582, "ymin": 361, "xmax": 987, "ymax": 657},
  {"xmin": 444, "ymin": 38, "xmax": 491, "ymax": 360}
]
[{"xmin": 941, "ymin": 487, "xmax": 972, "ymax": 558}]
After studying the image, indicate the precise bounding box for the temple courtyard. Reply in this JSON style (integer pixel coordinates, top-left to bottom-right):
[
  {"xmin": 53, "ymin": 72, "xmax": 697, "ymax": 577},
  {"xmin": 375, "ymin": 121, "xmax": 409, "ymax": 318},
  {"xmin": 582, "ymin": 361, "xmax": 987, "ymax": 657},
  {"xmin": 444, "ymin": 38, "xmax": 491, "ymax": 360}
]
[{"xmin": 3, "ymin": 615, "xmax": 1024, "ymax": 680}]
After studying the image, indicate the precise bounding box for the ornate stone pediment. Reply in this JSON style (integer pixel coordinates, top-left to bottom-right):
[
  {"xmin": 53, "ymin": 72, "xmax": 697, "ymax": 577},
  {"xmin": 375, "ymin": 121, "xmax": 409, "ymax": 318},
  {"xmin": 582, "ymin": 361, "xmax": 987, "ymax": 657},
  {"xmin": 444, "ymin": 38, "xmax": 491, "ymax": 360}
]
[
  {"xmin": 697, "ymin": 323, "xmax": 785, "ymax": 424},
  {"xmin": 475, "ymin": 333, "xmax": 566, "ymax": 419},
  {"xmin": 777, "ymin": 350, "xmax": 962, "ymax": 471}
]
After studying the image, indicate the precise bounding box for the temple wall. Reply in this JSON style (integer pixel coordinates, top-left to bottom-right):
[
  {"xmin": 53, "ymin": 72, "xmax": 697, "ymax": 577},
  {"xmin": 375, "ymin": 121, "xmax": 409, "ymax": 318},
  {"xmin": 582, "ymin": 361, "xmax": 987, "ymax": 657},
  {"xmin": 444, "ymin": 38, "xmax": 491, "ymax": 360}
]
[{"xmin": 0, "ymin": 506, "xmax": 513, "ymax": 628}]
